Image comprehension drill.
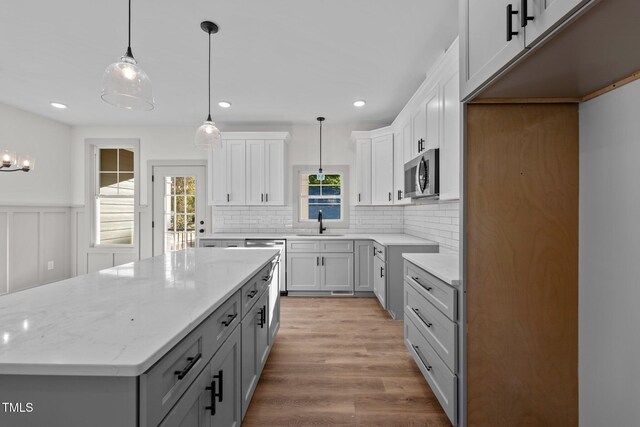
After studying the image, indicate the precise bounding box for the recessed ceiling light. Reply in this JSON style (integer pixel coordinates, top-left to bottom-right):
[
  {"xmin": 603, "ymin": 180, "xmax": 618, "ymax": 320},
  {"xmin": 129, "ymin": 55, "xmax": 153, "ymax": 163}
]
[
  {"xmin": 50, "ymin": 102, "xmax": 67, "ymax": 109},
  {"xmin": 218, "ymin": 101, "xmax": 231, "ymax": 108},
  {"xmin": 353, "ymin": 100, "xmax": 366, "ymax": 107}
]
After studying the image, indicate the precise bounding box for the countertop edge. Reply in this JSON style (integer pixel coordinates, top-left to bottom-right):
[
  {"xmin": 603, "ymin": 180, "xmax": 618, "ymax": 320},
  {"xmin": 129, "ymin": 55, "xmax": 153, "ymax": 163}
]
[{"xmin": 402, "ymin": 253, "xmax": 460, "ymax": 286}]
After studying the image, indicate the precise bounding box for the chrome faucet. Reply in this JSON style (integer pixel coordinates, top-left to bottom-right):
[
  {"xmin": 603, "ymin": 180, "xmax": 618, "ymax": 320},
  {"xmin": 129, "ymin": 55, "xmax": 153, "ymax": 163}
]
[{"xmin": 318, "ymin": 210, "xmax": 327, "ymax": 234}]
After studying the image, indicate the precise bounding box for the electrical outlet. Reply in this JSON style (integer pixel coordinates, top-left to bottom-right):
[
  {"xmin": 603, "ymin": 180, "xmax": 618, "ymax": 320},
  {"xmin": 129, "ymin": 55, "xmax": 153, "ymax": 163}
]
[{"xmin": 47, "ymin": 261, "xmax": 54, "ymax": 270}]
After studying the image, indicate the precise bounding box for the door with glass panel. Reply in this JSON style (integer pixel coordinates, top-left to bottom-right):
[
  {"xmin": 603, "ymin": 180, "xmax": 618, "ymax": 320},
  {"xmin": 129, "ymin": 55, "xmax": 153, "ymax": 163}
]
[{"xmin": 152, "ymin": 166, "xmax": 207, "ymax": 256}]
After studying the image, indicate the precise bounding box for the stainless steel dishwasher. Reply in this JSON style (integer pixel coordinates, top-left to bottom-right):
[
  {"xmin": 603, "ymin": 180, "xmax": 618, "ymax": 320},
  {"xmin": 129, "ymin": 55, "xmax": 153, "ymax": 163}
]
[{"xmin": 244, "ymin": 239, "xmax": 287, "ymax": 295}]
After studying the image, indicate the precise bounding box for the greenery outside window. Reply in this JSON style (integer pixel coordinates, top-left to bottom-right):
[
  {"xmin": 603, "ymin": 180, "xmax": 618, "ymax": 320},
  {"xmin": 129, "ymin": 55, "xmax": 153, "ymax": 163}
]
[{"xmin": 293, "ymin": 165, "xmax": 350, "ymax": 229}]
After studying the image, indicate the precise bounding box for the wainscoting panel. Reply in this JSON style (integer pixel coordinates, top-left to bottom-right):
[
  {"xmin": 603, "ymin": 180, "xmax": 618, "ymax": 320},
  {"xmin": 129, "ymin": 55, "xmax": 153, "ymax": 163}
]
[
  {"xmin": 0, "ymin": 213, "xmax": 7, "ymax": 295},
  {"xmin": 10, "ymin": 212, "xmax": 40, "ymax": 292},
  {"xmin": 42, "ymin": 212, "xmax": 69, "ymax": 284}
]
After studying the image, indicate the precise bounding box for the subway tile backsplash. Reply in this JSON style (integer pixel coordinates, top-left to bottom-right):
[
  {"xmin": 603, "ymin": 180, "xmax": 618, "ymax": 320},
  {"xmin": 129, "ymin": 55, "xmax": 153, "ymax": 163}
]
[{"xmin": 212, "ymin": 201, "xmax": 460, "ymax": 253}]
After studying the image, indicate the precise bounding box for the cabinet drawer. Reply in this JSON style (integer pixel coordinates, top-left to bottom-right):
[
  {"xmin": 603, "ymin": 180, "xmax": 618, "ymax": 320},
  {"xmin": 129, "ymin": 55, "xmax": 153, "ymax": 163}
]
[
  {"xmin": 199, "ymin": 239, "xmax": 225, "ymax": 248},
  {"xmin": 373, "ymin": 242, "xmax": 386, "ymax": 262},
  {"xmin": 405, "ymin": 315, "xmax": 457, "ymax": 425},
  {"xmin": 140, "ymin": 291, "xmax": 240, "ymax": 427},
  {"xmin": 287, "ymin": 240, "xmax": 321, "ymax": 253},
  {"xmin": 405, "ymin": 262, "xmax": 456, "ymax": 321},
  {"xmin": 405, "ymin": 280, "xmax": 457, "ymax": 372},
  {"xmin": 241, "ymin": 262, "xmax": 273, "ymax": 317},
  {"xmin": 320, "ymin": 240, "xmax": 353, "ymax": 253}
]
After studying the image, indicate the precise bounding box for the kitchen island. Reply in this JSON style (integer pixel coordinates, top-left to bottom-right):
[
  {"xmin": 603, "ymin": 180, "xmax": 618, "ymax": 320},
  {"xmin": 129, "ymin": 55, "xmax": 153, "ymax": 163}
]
[{"xmin": 0, "ymin": 247, "xmax": 280, "ymax": 427}]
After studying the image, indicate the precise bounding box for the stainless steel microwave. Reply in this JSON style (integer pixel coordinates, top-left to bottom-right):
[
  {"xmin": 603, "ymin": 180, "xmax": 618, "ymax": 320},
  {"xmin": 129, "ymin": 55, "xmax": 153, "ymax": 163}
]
[{"xmin": 404, "ymin": 149, "xmax": 439, "ymax": 199}]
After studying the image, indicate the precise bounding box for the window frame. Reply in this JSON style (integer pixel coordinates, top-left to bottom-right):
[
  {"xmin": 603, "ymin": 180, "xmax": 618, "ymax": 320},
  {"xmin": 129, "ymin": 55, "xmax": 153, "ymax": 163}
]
[
  {"xmin": 292, "ymin": 164, "xmax": 350, "ymax": 229},
  {"xmin": 86, "ymin": 139, "xmax": 140, "ymax": 249}
]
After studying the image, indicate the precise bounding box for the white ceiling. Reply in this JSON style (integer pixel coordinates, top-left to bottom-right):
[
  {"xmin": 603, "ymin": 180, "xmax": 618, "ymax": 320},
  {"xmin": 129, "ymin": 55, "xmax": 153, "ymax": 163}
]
[{"xmin": 0, "ymin": 0, "xmax": 458, "ymax": 126}]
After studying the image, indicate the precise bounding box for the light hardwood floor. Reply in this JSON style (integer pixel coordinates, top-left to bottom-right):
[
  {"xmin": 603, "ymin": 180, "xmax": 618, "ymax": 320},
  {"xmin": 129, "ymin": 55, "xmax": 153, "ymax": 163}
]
[{"xmin": 243, "ymin": 297, "xmax": 451, "ymax": 427}]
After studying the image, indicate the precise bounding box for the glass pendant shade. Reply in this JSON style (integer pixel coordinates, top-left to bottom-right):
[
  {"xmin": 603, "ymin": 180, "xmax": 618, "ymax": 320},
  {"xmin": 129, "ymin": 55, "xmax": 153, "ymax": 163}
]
[
  {"xmin": 194, "ymin": 119, "xmax": 222, "ymax": 150},
  {"xmin": 1, "ymin": 150, "xmax": 17, "ymax": 168},
  {"xmin": 101, "ymin": 55, "xmax": 154, "ymax": 111},
  {"xmin": 18, "ymin": 155, "xmax": 35, "ymax": 171}
]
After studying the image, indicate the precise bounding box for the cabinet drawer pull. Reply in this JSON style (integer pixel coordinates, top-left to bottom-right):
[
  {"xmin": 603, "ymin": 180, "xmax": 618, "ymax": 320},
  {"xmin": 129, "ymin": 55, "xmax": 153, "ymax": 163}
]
[
  {"xmin": 205, "ymin": 379, "xmax": 217, "ymax": 415},
  {"xmin": 174, "ymin": 352, "xmax": 202, "ymax": 380},
  {"xmin": 412, "ymin": 307, "xmax": 432, "ymax": 327},
  {"xmin": 373, "ymin": 247, "xmax": 377, "ymax": 256},
  {"xmin": 506, "ymin": 4, "xmax": 519, "ymax": 42},
  {"xmin": 380, "ymin": 266, "xmax": 384, "ymax": 278},
  {"xmin": 247, "ymin": 289, "xmax": 258, "ymax": 299},
  {"xmin": 213, "ymin": 370, "xmax": 223, "ymax": 402},
  {"xmin": 258, "ymin": 306, "xmax": 266, "ymax": 328},
  {"xmin": 221, "ymin": 313, "xmax": 237, "ymax": 327},
  {"xmin": 413, "ymin": 345, "xmax": 432, "ymax": 371},
  {"xmin": 521, "ymin": 0, "xmax": 534, "ymax": 27},
  {"xmin": 411, "ymin": 276, "xmax": 432, "ymax": 291}
]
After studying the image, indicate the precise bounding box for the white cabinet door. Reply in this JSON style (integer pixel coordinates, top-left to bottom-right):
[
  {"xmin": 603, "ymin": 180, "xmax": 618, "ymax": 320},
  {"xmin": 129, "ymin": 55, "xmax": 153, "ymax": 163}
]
[
  {"xmin": 211, "ymin": 141, "xmax": 228, "ymax": 205},
  {"xmin": 425, "ymin": 85, "xmax": 441, "ymax": 151},
  {"xmin": 371, "ymin": 134, "xmax": 394, "ymax": 205},
  {"xmin": 264, "ymin": 140, "xmax": 285, "ymax": 205},
  {"xmin": 354, "ymin": 241, "xmax": 374, "ymax": 292},
  {"xmin": 461, "ymin": 0, "xmax": 526, "ymax": 99},
  {"xmin": 355, "ymin": 138, "xmax": 372, "ymax": 205},
  {"xmin": 524, "ymin": 0, "xmax": 588, "ymax": 46},
  {"xmin": 320, "ymin": 253, "xmax": 354, "ymax": 292},
  {"xmin": 373, "ymin": 255, "xmax": 386, "ymax": 308},
  {"xmin": 402, "ymin": 121, "xmax": 414, "ymax": 163},
  {"xmin": 287, "ymin": 253, "xmax": 321, "ymax": 291},
  {"xmin": 226, "ymin": 140, "xmax": 246, "ymax": 205},
  {"xmin": 241, "ymin": 303, "xmax": 259, "ymax": 418},
  {"xmin": 393, "ymin": 130, "xmax": 410, "ymax": 205},
  {"xmin": 439, "ymin": 71, "xmax": 461, "ymax": 201},
  {"xmin": 209, "ymin": 327, "xmax": 242, "ymax": 427},
  {"xmin": 412, "ymin": 103, "xmax": 426, "ymax": 156},
  {"xmin": 245, "ymin": 140, "xmax": 265, "ymax": 206}
]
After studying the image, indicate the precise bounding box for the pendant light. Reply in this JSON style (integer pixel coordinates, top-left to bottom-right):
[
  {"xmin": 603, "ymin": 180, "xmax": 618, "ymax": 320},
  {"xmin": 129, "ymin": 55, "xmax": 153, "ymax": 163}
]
[
  {"xmin": 101, "ymin": 0, "xmax": 154, "ymax": 110},
  {"xmin": 316, "ymin": 117, "xmax": 326, "ymax": 181},
  {"xmin": 194, "ymin": 21, "xmax": 222, "ymax": 149}
]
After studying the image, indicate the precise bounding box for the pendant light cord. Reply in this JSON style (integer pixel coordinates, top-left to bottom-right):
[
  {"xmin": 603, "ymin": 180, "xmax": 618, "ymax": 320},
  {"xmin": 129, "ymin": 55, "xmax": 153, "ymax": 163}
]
[
  {"xmin": 208, "ymin": 32, "xmax": 211, "ymax": 120},
  {"xmin": 319, "ymin": 120, "xmax": 323, "ymax": 172},
  {"xmin": 126, "ymin": 0, "xmax": 133, "ymax": 57}
]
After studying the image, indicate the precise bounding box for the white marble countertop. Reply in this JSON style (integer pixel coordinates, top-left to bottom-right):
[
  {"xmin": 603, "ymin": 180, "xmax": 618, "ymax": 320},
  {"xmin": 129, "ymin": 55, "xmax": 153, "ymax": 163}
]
[
  {"xmin": 402, "ymin": 253, "xmax": 460, "ymax": 286},
  {"xmin": 199, "ymin": 232, "xmax": 438, "ymax": 247},
  {"xmin": 0, "ymin": 248, "xmax": 279, "ymax": 377}
]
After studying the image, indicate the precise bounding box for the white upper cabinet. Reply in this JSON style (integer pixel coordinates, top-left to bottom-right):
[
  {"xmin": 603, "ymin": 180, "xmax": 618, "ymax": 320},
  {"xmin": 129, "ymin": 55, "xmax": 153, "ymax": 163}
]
[
  {"xmin": 402, "ymin": 121, "xmax": 413, "ymax": 164},
  {"xmin": 461, "ymin": 0, "xmax": 526, "ymax": 99},
  {"xmin": 439, "ymin": 70, "xmax": 461, "ymax": 201},
  {"xmin": 209, "ymin": 133, "xmax": 289, "ymax": 206},
  {"xmin": 393, "ymin": 129, "xmax": 410, "ymax": 205},
  {"xmin": 355, "ymin": 138, "xmax": 372, "ymax": 205},
  {"xmin": 246, "ymin": 140, "xmax": 265, "ymax": 205},
  {"xmin": 371, "ymin": 133, "xmax": 395, "ymax": 205},
  {"xmin": 461, "ymin": 0, "xmax": 592, "ymax": 99},
  {"xmin": 411, "ymin": 84, "xmax": 441, "ymax": 155}
]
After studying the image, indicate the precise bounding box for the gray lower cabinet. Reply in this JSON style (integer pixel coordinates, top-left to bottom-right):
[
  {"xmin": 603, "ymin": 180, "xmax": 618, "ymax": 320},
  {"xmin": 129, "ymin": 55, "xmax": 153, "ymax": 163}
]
[
  {"xmin": 241, "ymin": 289, "xmax": 269, "ymax": 419},
  {"xmin": 373, "ymin": 254, "xmax": 386, "ymax": 308},
  {"xmin": 404, "ymin": 259, "xmax": 458, "ymax": 426},
  {"xmin": 354, "ymin": 240, "xmax": 374, "ymax": 292},
  {"xmin": 159, "ymin": 326, "xmax": 241, "ymax": 427},
  {"xmin": 320, "ymin": 253, "xmax": 353, "ymax": 291},
  {"xmin": 287, "ymin": 253, "xmax": 321, "ymax": 290}
]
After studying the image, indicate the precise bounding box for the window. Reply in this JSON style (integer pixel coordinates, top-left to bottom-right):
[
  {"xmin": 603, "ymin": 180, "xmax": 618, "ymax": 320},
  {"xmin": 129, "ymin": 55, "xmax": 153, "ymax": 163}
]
[
  {"xmin": 163, "ymin": 176, "xmax": 196, "ymax": 251},
  {"xmin": 293, "ymin": 165, "xmax": 350, "ymax": 228},
  {"xmin": 95, "ymin": 148, "xmax": 135, "ymax": 245}
]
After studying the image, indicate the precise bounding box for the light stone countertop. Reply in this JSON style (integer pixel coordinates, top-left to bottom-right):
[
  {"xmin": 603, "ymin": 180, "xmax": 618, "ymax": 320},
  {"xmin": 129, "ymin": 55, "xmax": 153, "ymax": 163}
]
[
  {"xmin": 199, "ymin": 232, "xmax": 438, "ymax": 247},
  {"xmin": 402, "ymin": 253, "xmax": 460, "ymax": 286},
  {"xmin": 0, "ymin": 248, "xmax": 279, "ymax": 377}
]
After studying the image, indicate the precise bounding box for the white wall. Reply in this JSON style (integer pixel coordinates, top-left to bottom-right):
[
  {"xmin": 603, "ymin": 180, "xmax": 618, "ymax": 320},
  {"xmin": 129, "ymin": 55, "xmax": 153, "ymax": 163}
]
[
  {"xmin": 0, "ymin": 103, "xmax": 72, "ymax": 205},
  {"xmin": 0, "ymin": 103, "xmax": 72, "ymax": 294},
  {"xmin": 579, "ymin": 80, "xmax": 640, "ymax": 426}
]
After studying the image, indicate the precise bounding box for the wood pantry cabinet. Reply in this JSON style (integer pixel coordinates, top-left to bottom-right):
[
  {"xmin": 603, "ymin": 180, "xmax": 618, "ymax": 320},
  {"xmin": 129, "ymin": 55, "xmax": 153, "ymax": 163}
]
[
  {"xmin": 465, "ymin": 103, "xmax": 578, "ymax": 426},
  {"xmin": 209, "ymin": 132, "xmax": 289, "ymax": 206},
  {"xmin": 286, "ymin": 240, "xmax": 354, "ymax": 293}
]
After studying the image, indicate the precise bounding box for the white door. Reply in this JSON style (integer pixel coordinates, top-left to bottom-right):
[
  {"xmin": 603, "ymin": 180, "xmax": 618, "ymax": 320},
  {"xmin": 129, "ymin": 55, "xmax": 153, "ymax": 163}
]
[
  {"xmin": 245, "ymin": 140, "xmax": 265, "ymax": 205},
  {"xmin": 371, "ymin": 134, "xmax": 394, "ymax": 205},
  {"xmin": 152, "ymin": 165, "xmax": 207, "ymax": 256},
  {"xmin": 524, "ymin": 0, "xmax": 587, "ymax": 46}
]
